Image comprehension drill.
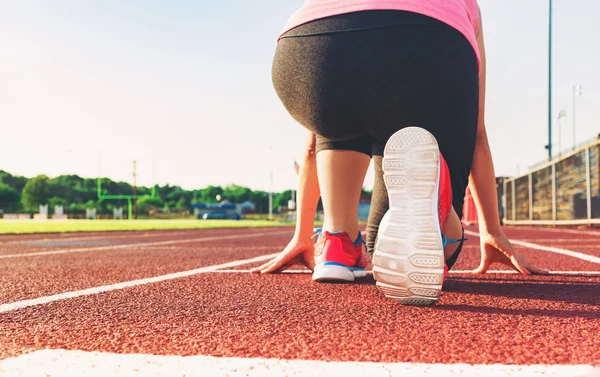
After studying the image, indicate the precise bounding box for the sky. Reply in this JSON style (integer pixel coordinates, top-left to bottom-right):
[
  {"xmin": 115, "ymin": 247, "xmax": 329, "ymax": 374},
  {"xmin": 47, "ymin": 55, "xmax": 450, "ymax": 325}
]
[{"xmin": 1, "ymin": 0, "xmax": 600, "ymax": 192}]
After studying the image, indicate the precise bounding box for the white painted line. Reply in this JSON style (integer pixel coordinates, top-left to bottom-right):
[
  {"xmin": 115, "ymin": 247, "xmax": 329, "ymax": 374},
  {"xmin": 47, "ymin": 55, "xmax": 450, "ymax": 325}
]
[
  {"xmin": 0, "ymin": 252, "xmax": 280, "ymax": 314},
  {"xmin": 213, "ymin": 269, "xmax": 312, "ymax": 274},
  {"xmin": 0, "ymin": 230, "xmax": 291, "ymax": 259},
  {"xmin": 0, "ymin": 350, "xmax": 598, "ymax": 377},
  {"xmin": 142, "ymin": 245, "xmax": 280, "ymax": 251},
  {"xmin": 502, "ymin": 239, "xmax": 600, "ymax": 243},
  {"xmin": 464, "ymin": 230, "xmax": 600, "ymax": 265},
  {"xmin": 0, "ymin": 230, "xmax": 202, "ymax": 245},
  {"xmin": 212, "ymin": 269, "xmax": 600, "ymax": 276},
  {"xmin": 478, "ymin": 269, "xmax": 598, "ymax": 275},
  {"xmin": 509, "ymin": 226, "xmax": 600, "ymax": 237}
]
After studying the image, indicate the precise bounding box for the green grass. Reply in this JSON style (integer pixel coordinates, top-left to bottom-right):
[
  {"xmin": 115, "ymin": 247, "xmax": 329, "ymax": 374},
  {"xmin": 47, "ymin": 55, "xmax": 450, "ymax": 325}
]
[{"xmin": 0, "ymin": 219, "xmax": 295, "ymax": 234}]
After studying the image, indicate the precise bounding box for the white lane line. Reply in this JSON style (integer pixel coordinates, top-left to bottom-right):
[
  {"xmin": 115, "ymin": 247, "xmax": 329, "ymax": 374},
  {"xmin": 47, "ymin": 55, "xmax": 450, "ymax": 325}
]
[
  {"xmin": 0, "ymin": 253, "xmax": 280, "ymax": 314},
  {"xmin": 464, "ymin": 230, "xmax": 600, "ymax": 265},
  {"xmin": 213, "ymin": 269, "xmax": 312, "ymax": 274},
  {"xmin": 501, "ymin": 239, "xmax": 600, "ymax": 243},
  {"xmin": 467, "ymin": 226, "xmax": 600, "ymax": 237},
  {"xmin": 211, "ymin": 269, "xmax": 600, "ymax": 276},
  {"xmin": 0, "ymin": 350, "xmax": 597, "ymax": 377},
  {"xmin": 141, "ymin": 245, "xmax": 282, "ymax": 251},
  {"xmin": 0, "ymin": 230, "xmax": 203, "ymax": 245},
  {"xmin": 449, "ymin": 270, "xmax": 600, "ymax": 276},
  {"xmin": 508, "ymin": 226, "xmax": 600, "ymax": 237},
  {"xmin": 0, "ymin": 230, "xmax": 291, "ymax": 259}
]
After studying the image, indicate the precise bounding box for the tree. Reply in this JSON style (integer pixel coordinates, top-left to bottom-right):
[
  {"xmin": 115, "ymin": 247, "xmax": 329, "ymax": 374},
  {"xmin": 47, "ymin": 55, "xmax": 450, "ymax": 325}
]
[
  {"xmin": 21, "ymin": 175, "xmax": 49, "ymax": 212},
  {"xmin": 1, "ymin": 169, "xmax": 301, "ymax": 216},
  {"xmin": 47, "ymin": 197, "xmax": 67, "ymax": 213},
  {"xmin": 200, "ymin": 186, "xmax": 224, "ymax": 203},
  {"xmin": 69, "ymin": 202, "xmax": 86, "ymax": 214},
  {"xmin": 84, "ymin": 200, "xmax": 99, "ymax": 209},
  {"xmin": 222, "ymin": 184, "xmax": 252, "ymax": 203},
  {"xmin": 0, "ymin": 182, "xmax": 20, "ymax": 212},
  {"xmin": 166, "ymin": 186, "xmax": 185, "ymax": 202},
  {"xmin": 0, "ymin": 170, "xmax": 28, "ymax": 194},
  {"xmin": 274, "ymin": 190, "xmax": 293, "ymax": 211},
  {"xmin": 136, "ymin": 196, "xmax": 164, "ymax": 215},
  {"xmin": 176, "ymin": 197, "xmax": 189, "ymax": 212},
  {"xmin": 252, "ymin": 190, "xmax": 270, "ymax": 214}
]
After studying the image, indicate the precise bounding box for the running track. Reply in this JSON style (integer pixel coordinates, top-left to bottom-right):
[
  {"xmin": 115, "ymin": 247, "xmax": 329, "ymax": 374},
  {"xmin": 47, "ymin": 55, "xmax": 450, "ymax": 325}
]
[{"xmin": 0, "ymin": 226, "xmax": 599, "ymax": 376}]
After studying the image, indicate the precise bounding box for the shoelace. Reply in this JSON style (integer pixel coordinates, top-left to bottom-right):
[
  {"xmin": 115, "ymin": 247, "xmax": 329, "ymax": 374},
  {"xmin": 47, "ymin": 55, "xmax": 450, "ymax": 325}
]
[
  {"xmin": 312, "ymin": 227, "xmax": 366, "ymax": 247},
  {"xmin": 441, "ymin": 232, "xmax": 468, "ymax": 248}
]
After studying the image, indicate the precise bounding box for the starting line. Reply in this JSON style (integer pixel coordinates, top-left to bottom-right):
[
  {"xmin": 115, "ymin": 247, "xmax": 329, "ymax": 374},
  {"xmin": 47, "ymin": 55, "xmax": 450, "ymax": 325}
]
[{"xmin": 0, "ymin": 350, "xmax": 598, "ymax": 377}]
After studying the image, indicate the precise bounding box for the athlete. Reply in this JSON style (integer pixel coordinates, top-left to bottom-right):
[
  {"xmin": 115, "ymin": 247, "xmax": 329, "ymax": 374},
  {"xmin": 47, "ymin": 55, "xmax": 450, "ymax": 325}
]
[{"xmin": 252, "ymin": 1, "xmax": 547, "ymax": 305}]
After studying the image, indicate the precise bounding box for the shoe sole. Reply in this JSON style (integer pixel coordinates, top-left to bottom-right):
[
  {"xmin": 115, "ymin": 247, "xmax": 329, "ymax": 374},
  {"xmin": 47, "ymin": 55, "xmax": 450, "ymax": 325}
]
[
  {"xmin": 373, "ymin": 127, "xmax": 445, "ymax": 306},
  {"xmin": 312, "ymin": 263, "xmax": 368, "ymax": 282}
]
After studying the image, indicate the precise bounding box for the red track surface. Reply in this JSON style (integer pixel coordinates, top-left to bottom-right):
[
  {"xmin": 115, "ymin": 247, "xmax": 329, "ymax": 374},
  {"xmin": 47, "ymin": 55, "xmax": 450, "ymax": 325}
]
[{"xmin": 1, "ymin": 225, "xmax": 599, "ymax": 366}]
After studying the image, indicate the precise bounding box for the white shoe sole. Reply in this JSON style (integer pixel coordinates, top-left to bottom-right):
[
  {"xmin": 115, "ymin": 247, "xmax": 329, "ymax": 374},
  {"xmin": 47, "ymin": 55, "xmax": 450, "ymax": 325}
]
[
  {"xmin": 312, "ymin": 263, "xmax": 368, "ymax": 282},
  {"xmin": 373, "ymin": 127, "xmax": 445, "ymax": 306}
]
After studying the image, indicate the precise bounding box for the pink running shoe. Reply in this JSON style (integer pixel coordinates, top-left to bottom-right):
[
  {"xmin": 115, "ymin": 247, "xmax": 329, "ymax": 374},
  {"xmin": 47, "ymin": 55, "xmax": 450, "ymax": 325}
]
[
  {"xmin": 312, "ymin": 230, "xmax": 369, "ymax": 282},
  {"xmin": 373, "ymin": 127, "xmax": 451, "ymax": 305}
]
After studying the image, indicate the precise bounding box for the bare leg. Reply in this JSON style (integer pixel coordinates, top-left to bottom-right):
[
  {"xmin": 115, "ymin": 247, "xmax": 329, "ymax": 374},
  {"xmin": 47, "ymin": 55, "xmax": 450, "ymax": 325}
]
[{"xmin": 317, "ymin": 149, "xmax": 371, "ymax": 239}]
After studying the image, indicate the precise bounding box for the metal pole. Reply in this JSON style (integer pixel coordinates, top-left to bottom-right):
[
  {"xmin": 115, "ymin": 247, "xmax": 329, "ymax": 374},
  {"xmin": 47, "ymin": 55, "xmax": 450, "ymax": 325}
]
[
  {"xmin": 152, "ymin": 151, "xmax": 157, "ymax": 198},
  {"xmin": 573, "ymin": 85, "xmax": 582, "ymax": 148},
  {"xmin": 586, "ymin": 147, "xmax": 592, "ymax": 222},
  {"xmin": 128, "ymin": 198, "xmax": 132, "ymax": 220},
  {"xmin": 558, "ymin": 110, "xmax": 566, "ymax": 156},
  {"xmin": 133, "ymin": 160, "xmax": 137, "ymax": 220},
  {"xmin": 97, "ymin": 150, "xmax": 102, "ymax": 199},
  {"xmin": 268, "ymin": 146, "xmax": 274, "ymax": 220},
  {"xmin": 529, "ymin": 173, "xmax": 533, "ymax": 221},
  {"xmin": 512, "ymin": 180, "xmax": 516, "ymax": 221},
  {"xmin": 268, "ymin": 171, "xmax": 273, "ymax": 220},
  {"xmin": 558, "ymin": 113, "xmax": 562, "ymax": 156},
  {"xmin": 547, "ymin": 0, "xmax": 553, "ymax": 160},
  {"xmin": 552, "ymin": 163, "xmax": 557, "ymax": 221},
  {"xmin": 502, "ymin": 179, "xmax": 507, "ymax": 224},
  {"xmin": 573, "ymin": 88, "xmax": 577, "ymax": 149}
]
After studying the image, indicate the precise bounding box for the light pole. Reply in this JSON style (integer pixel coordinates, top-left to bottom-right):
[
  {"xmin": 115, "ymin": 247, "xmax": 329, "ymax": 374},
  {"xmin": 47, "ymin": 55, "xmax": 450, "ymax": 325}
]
[
  {"xmin": 573, "ymin": 85, "xmax": 582, "ymax": 148},
  {"xmin": 558, "ymin": 110, "xmax": 567, "ymax": 156},
  {"xmin": 268, "ymin": 146, "xmax": 273, "ymax": 220},
  {"xmin": 547, "ymin": 0, "xmax": 553, "ymax": 160},
  {"xmin": 133, "ymin": 160, "xmax": 137, "ymax": 220}
]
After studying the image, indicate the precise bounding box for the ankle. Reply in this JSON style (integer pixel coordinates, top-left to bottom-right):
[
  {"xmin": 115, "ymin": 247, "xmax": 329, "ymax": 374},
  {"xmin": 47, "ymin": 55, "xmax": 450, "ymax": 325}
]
[{"xmin": 321, "ymin": 221, "xmax": 359, "ymax": 239}]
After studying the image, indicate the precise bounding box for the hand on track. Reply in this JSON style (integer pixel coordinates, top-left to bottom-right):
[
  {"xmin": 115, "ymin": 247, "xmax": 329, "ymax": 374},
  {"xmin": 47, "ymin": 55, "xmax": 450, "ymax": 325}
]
[
  {"xmin": 250, "ymin": 238, "xmax": 315, "ymax": 274},
  {"xmin": 473, "ymin": 230, "xmax": 549, "ymax": 275}
]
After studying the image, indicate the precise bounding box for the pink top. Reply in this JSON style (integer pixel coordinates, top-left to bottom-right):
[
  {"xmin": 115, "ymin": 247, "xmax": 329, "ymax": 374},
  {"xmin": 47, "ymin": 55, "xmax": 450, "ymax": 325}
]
[{"xmin": 279, "ymin": 0, "xmax": 481, "ymax": 66}]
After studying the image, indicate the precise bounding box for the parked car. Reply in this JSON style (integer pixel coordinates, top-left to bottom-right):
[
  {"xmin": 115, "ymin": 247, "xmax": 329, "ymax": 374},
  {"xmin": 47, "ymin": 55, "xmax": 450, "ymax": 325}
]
[{"xmin": 201, "ymin": 211, "xmax": 241, "ymax": 220}]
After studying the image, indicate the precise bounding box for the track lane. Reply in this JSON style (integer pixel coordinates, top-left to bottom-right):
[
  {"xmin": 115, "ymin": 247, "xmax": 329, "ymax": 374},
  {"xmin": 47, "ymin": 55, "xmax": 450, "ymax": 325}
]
[
  {"xmin": 0, "ymin": 227, "xmax": 291, "ymax": 256},
  {"xmin": 1, "ymin": 272, "xmax": 598, "ymax": 364},
  {"xmin": 2, "ymin": 225, "xmax": 599, "ymax": 368},
  {"xmin": 0, "ymin": 231, "xmax": 292, "ymax": 303}
]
